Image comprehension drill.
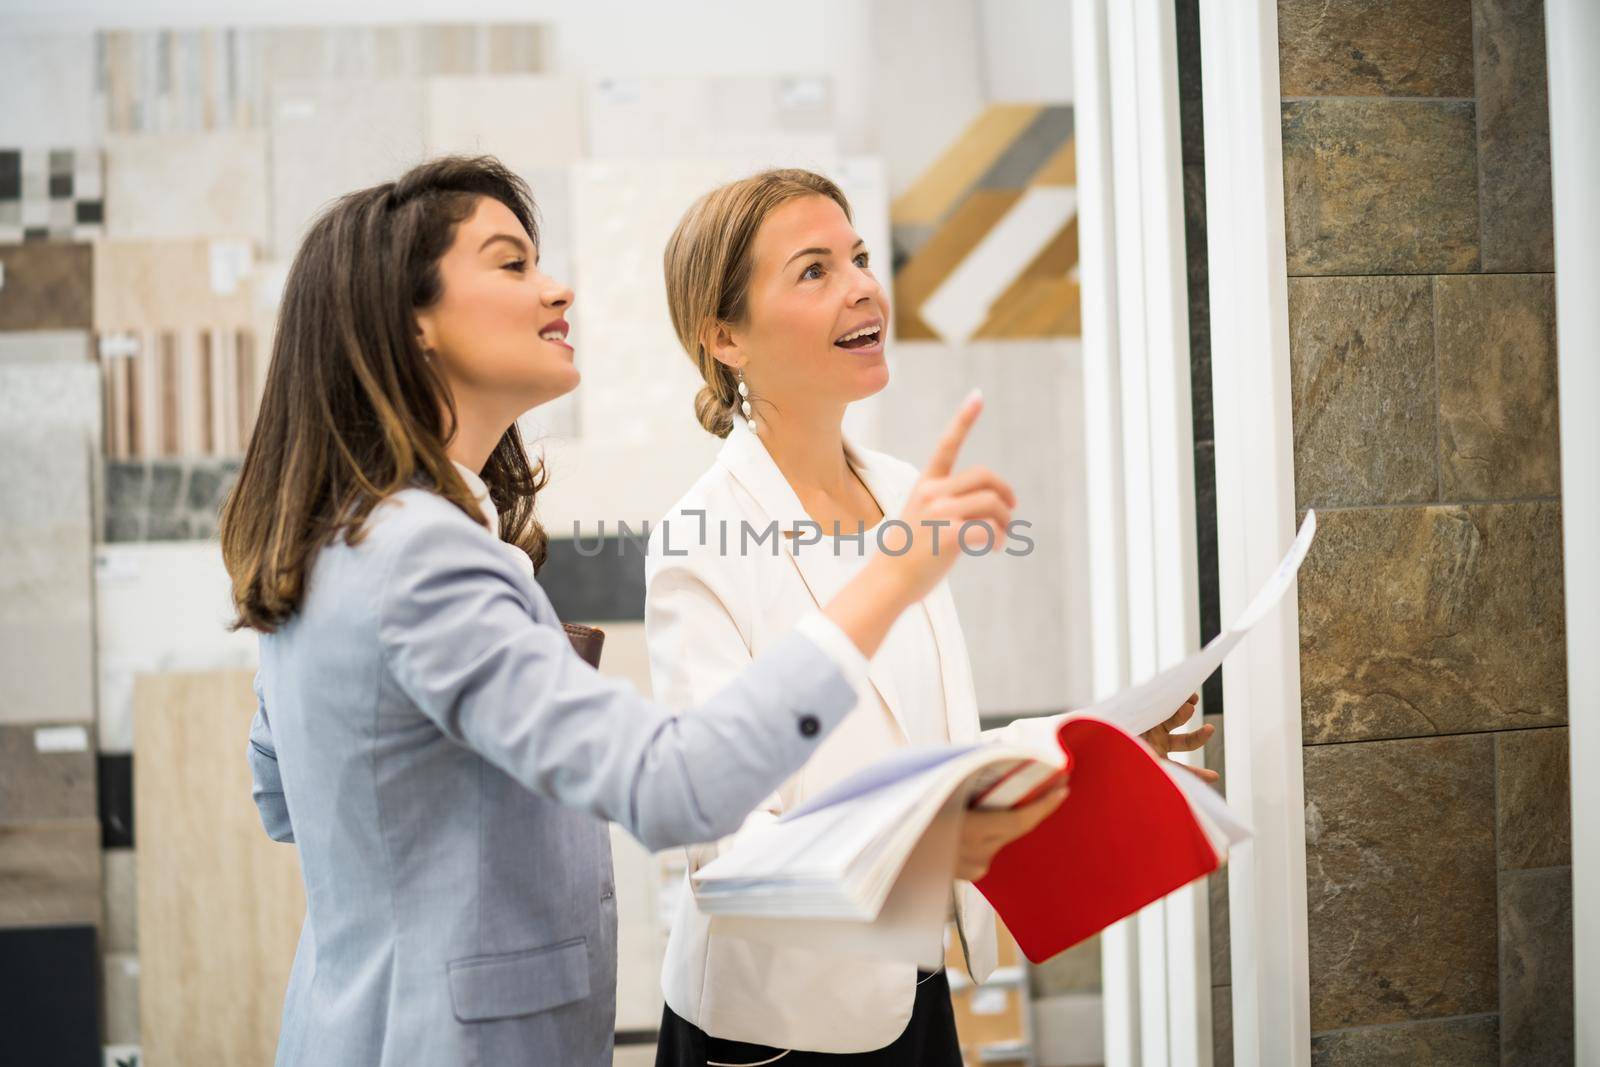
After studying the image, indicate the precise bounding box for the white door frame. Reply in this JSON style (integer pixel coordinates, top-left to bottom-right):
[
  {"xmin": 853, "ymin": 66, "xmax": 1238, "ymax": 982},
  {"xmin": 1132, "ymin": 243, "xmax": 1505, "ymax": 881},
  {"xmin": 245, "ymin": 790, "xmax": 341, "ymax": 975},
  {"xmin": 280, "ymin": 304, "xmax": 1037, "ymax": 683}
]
[
  {"xmin": 1545, "ymin": 0, "xmax": 1600, "ymax": 1057},
  {"xmin": 1073, "ymin": 1, "xmax": 1210, "ymax": 1064},
  {"xmin": 1194, "ymin": 1, "xmax": 1314, "ymax": 1065}
]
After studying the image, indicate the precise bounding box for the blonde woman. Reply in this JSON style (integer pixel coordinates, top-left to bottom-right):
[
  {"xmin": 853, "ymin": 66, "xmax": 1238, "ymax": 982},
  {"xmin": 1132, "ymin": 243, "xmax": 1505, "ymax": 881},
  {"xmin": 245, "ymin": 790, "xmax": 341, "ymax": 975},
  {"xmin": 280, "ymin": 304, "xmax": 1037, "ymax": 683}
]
[{"xmin": 644, "ymin": 170, "xmax": 1214, "ymax": 1065}]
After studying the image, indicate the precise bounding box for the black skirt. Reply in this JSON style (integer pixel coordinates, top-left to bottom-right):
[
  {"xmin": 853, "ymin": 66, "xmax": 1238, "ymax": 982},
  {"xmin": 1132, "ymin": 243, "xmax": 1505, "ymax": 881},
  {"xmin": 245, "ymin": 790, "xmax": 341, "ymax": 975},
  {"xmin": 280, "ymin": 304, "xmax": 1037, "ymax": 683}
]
[{"xmin": 653, "ymin": 968, "xmax": 964, "ymax": 1067}]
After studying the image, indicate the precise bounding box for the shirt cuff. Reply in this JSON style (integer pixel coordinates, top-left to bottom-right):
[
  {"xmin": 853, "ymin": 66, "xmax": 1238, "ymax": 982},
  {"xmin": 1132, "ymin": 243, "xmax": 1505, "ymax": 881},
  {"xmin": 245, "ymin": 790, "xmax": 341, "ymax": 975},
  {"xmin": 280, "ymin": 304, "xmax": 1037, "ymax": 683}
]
[{"xmin": 793, "ymin": 610, "xmax": 871, "ymax": 697}]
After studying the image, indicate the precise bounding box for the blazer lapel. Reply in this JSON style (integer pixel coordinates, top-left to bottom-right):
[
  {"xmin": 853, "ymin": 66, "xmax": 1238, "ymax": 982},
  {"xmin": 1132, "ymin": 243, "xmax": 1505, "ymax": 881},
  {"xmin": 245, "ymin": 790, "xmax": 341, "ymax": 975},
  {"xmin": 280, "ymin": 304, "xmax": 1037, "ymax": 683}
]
[{"xmin": 715, "ymin": 419, "xmax": 913, "ymax": 742}]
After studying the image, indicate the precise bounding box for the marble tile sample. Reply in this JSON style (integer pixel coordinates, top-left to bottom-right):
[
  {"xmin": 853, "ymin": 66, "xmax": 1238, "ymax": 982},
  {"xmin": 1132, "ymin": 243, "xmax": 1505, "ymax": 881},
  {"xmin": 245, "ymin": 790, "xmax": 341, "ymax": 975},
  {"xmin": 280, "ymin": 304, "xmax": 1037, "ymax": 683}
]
[
  {"xmin": 1475, "ymin": 0, "xmax": 1555, "ymax": 272},
  {"xmin": 0, "ymin": 724, "xmax": 96, "ymax": 821},
  {"xmin": 0, "ymin": 820, "xmax": 102, "ymax": 926},
  {"xmin": 1495, "ymin": 726, "xmax": 1570, "ymax": 871},
  {"xmin": 585, "ymin": 76, "xmax": 838, "ymax": 164},
  {"xmin": 1299, "ymin": 503, "xmax": 1566, "ymax": 743},
  {"xmin": 0, "ymin": 365, "xmax": 100, "ymax": 726},
  {"xmin": 1303, "ymin": 733, "xmax": 1497, "ymax": 1030},
  {"xmin": 1288, "ymin": 275, "xmax": 1438, "ymax": 508},
  {"xmin": 0, "ymin": 330, "xmax": 92, "ymax": 365},
  {"xmin": 1282, "ymin": 99, "xmax": 1479, "ymax": 275},
  {"xmin": 0, "ymin": 242, "xmax": 93, "ymax": 330},
  {"xmin": 95, "ymin": 543, "xmax": 259, "ymax": 753},
  {"xmin": 1278, "ymin": 0, "xmax": 1475, "ymax": 97},
  {"xmin": 1498, "ymin": 865, "xmax": 1574, "ymax": 1064},
  {"xmin": 872, "ymin": 340, "xmax": 1095, "ymax": 715},
  {"xmin": 269, "ymin": 78, "xmax": 427, "ymax": 257},
  {"xmin": 1435, "ymin": 273, "xmax": 1560, "ymax": 499},
  {"xmin": 424, "ymin": 75, "xmax": 584, "ymax": 178},
  {"xmin": 93, "ymin": 241, "xmax": 256, "ymax": 333},
  {"xmin": 0, "ymin": 33, "xmax": 96, "ymax": 145},
  {"xmin": 104, "ymin": 131, "xmax": 269, "ymax": 244}
]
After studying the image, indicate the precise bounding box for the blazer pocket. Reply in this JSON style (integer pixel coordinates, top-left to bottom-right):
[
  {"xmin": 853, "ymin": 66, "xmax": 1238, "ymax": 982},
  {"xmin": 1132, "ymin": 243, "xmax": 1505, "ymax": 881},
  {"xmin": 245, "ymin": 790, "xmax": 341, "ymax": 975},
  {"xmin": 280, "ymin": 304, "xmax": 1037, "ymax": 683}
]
[{"xmin": 446, "ymin": 936, "xmax": 591, "ymax": 1023}]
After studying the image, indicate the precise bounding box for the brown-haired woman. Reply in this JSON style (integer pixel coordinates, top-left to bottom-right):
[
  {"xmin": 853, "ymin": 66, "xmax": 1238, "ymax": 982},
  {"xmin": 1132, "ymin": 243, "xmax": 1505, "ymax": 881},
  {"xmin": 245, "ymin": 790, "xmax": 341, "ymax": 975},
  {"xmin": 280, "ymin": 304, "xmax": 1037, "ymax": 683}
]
[
  {"xmin": 218, "ymin": 155, "xmax": 1022, "ymax": 1067},
  {"xmin": 645, "ymin": 169, "xmax": 1212, "ymax": 1064}
]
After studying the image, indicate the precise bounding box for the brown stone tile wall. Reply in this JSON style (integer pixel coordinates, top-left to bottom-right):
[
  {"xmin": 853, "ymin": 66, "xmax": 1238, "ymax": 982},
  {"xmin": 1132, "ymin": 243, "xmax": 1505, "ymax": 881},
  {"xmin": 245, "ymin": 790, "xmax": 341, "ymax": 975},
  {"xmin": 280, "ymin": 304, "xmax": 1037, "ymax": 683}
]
[{"xmin": 1277, "ymin": 1, "xmax": 1570, "ymax": 1063}]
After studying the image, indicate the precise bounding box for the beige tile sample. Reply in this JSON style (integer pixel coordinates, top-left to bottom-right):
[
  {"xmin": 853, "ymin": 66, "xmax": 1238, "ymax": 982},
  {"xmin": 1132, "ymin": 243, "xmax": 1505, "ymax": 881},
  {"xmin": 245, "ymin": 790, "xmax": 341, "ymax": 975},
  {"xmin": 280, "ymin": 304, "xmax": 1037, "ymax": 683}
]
[
  {"xmin": 105, "ymin": 131, "xmax": 270, "ymax": 244},
  {"xmin": 134, "ymin": 670, "xmax": 306, "ymax": 1067},
  {"xmin": 93, "ymin": 240, "xmax": 256, "ymax": 332}
]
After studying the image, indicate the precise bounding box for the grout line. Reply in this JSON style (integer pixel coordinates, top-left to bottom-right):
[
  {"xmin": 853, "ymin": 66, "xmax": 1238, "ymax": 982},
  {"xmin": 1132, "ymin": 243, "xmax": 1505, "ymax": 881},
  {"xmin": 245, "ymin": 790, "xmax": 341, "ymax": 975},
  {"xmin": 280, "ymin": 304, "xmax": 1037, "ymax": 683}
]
[
  {"xmin": 1301, "ymin": 495, "xmax": 1560, "ymax": 513},
  {"xmin": 1285, "ymin": 268, "xmax": 1556, "ymax": 280},
  {"xmin": 1312, "ymin": 1012, "xmax": 1500, "ymax": 1040},
  {"xmin": 1281, "ymin": 95, "xmax": 1476, "ymax": 104},
  {"xmin": 1305, "ymin": 723, "xmax": 1568, "ymax": 749},
  {"xmin": 1433, "ymin": 274, "xmax": 1445, "ymax": 502}
]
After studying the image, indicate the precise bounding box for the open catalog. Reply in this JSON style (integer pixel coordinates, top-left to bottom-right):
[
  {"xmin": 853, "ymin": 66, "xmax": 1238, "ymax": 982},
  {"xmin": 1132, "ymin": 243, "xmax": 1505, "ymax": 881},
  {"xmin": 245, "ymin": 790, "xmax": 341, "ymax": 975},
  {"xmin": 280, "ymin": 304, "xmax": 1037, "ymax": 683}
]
[{"xmin": 691, "ymin": 512, "xmax": 1318, "ymax": 967}]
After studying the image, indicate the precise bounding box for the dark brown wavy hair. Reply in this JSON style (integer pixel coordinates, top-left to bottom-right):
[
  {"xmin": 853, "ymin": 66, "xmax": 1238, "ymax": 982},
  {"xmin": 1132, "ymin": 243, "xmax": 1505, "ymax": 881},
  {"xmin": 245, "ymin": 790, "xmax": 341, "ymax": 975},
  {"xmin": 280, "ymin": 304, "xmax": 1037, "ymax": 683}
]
[{"xmin": 221, "ymin": 155, "xmax": 549, "ymax": 633}]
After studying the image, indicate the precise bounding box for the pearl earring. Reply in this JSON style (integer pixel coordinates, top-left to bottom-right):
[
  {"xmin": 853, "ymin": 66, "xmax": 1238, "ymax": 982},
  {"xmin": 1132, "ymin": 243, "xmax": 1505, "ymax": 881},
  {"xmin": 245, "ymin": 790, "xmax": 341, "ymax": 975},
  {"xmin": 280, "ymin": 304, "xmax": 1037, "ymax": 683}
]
[{"xmin": 737, "ymin": 370, "xmax": 758, "ymax": 432}]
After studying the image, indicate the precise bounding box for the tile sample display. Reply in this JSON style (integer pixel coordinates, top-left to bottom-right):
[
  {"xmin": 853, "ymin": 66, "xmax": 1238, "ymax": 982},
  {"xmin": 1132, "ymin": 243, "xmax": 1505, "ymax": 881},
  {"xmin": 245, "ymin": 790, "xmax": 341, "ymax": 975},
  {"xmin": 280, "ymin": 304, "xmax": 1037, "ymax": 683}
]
[
  {"xmin": 0, "ymin": 242, "xmax": 93, "ymax": 330},
  {"xmin": 269, "ymin": 78, "xmax": 427, "ymax": 257},
  {"xmin": 0, "ymin": 925, "xmax": 102, "ymax": 1066},
  {"xmin": 102, "ymin": 847, "xmax": 138, "ymax": 953},
  {"xmin": 1288, "ymin": 275, "xmax": 1439, "ymax": 509},
  {"xmin": 93, "ymin": 239, "xmax": 256, "ymax": 333},
  {"xmin": 0, "ymin": 364, "xmax": 100, "ymax": 726},
  {"xmin": 0, "ymin": 330, "xmax": 92, "ymax": 365},
  {"xmin": 890, "ymin": 105, "xmax": 1077, "ymax": 341},
  {"xmin": 104, "ymin": 131, "xmax": 269, "ymax": 244},
  {"xmin": 1299, "ymin": 503, "xmax": 1566, "ymax": 743},
  {"xmin": 99, "ymin": 329, "xmax": 262, "ymax": 460},
  {"xmin": 95, "ymin": 24, "xmax": 544, "ymax": 135},
  {"xmin": 1281, "ymin": 99, "xmax": 1479, "ymax": 275},
  {"xmin": 585, "ymin": 76, "xmax": 838, "ymax": 164},
  {"xmin": 95, "ymin": 543, "xmax": 259, "ymax": 753},
  {"xmin": 870, "ymin": 340, "xmax": 1094, "ymax": 715},
  {"xmin": 0, "ymin": 33, "xmax": 96, "ymax": 145},
  {"xmin": 1303, "ymin": 733, "xmax": 1497, "ymax": 1030},
  {"xmin": 1475, "ymin": 0, "xmax": 1555, "ymax": 273},
  {"xmin": 424, "ymin": 75, "xmax": 584, "ymax": 178},
  {"xmin": 0, "ymin": 146, "xmax": 104, "ymax": 243},
  {"xmin": 0, "ymin": 821, "xmax": 102, "ymax": 926},
  {"xmin": 105, "ymin": 458, "xmax": 240, "ymax": 542},
  {"xmin": 1435, "ymin": 273, "xmax": 1560, "ymax": 500},
  {"xmin": 0, "ymin": 724, "xmax": 96, "ymax": 822},
  {"xmin": 134, "ymin": 670, "xmax": 305, "ymax": 1067}
]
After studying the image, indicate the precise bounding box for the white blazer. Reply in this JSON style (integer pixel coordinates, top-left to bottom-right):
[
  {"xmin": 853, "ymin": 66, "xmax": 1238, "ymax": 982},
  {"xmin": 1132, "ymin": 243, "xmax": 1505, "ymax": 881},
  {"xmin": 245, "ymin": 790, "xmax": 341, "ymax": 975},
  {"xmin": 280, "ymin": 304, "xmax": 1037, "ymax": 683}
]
[{"xmin": 643, "ymin": 417, "xmax": 1003, "ymax": 1054}]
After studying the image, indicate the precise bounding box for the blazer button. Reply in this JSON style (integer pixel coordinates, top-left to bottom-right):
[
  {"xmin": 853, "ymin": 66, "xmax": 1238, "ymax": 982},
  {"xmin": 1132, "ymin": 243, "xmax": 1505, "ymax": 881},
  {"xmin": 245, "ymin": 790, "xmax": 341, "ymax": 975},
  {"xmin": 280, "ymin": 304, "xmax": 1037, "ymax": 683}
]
[{"xmin": 798, "ymin": 714, "xmax": 820, "ymax": 738}]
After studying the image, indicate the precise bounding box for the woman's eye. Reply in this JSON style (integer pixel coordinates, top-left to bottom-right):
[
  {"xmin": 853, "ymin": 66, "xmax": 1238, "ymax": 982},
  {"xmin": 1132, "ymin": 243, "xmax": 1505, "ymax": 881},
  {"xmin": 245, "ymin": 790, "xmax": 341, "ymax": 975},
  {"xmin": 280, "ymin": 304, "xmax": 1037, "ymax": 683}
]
[
  {"xmin": 801, "ymin": 263, "xmax": 824, "ymax": 281},
  {"xmin": 854, "ymin": 252, "xmax": 871, "ymax": 269},
  {"xmin": 503, "ymin": 259, "xmax": 527, "ymax": 273}
]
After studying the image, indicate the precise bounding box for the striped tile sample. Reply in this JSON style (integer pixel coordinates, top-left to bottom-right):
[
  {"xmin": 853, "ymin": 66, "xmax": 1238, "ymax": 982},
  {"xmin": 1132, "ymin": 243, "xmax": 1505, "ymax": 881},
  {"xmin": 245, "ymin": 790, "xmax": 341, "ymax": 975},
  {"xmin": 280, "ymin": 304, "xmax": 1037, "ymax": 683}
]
[
  {"xmin": 94, "ymin": 24, "xmax": 546, "ymax": 135},
  {"xmin": 98, "ymin": 328, "xmax": 262, "ymax": 460},
  {"xmin": 104, "ymin": 131, "xmax": 269, "ymax": 243},
  {"xmin": 0, "ymin": 242, "xmax": 93, "ymax": 330},
  {"xmin": 0, "ymin": 147, "xmax": 104, "ymax": 243},
  {"xmin": 890, "ymin": 105, "xmax": 1079, "ymax": 342},
  {"xmin": 0, "ymin": 364, "xmax": 100, "ymax": 727}
]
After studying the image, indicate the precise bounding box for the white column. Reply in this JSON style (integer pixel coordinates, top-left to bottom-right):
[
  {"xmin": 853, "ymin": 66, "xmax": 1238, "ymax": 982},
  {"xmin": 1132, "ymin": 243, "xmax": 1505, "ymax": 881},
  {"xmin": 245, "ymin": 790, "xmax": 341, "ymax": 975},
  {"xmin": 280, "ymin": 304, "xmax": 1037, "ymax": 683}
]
[
  {"xmin": 1194, "ymin": 2, "xmax": 1312, "ymax": 1065},
  {"xmin": 1544, "ymin": 0, "xmax": 1600, "ymax": 1057}
]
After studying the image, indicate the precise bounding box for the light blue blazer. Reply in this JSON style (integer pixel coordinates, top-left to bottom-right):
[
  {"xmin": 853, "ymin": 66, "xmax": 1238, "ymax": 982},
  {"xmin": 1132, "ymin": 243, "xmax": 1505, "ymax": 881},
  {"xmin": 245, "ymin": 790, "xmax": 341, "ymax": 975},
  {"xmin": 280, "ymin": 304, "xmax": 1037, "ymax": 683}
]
[{"xmin": 247, "ymin": 487, "xmax": 863, "ymax": 1066}]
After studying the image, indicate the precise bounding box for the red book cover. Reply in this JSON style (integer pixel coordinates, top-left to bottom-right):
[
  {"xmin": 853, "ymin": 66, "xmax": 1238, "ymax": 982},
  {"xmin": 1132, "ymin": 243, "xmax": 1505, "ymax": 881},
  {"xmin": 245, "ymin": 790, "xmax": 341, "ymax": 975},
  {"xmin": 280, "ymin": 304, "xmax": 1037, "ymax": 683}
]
[{"xmin": 974, "ymin": 717, "xmax": 1222, "ymax": 962}]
